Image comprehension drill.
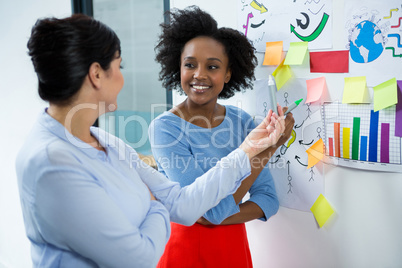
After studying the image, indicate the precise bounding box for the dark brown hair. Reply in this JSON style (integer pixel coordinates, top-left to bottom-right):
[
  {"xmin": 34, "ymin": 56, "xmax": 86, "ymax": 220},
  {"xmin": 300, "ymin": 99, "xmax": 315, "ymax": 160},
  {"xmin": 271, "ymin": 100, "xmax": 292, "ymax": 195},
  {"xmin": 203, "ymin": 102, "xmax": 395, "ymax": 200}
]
[{"xmin": 28, "ymin": 14, "xmax": 121, "ymax": 105}]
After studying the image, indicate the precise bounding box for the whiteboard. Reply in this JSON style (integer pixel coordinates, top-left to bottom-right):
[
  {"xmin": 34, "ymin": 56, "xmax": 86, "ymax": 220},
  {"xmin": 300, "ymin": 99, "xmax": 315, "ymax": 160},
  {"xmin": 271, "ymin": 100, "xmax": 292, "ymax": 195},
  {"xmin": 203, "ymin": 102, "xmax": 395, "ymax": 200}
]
[{"xmin": 171, "ymin": 0, "xmax": 402, "ymax": 267}]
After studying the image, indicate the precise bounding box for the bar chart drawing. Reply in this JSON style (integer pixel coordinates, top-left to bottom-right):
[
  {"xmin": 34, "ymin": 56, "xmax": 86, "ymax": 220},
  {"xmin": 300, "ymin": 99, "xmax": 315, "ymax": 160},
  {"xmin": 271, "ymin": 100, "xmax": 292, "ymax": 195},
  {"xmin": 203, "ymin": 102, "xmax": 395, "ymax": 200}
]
[{"xmin": 322, "ymin": 103, "xmax": 402, "ymax": 172}]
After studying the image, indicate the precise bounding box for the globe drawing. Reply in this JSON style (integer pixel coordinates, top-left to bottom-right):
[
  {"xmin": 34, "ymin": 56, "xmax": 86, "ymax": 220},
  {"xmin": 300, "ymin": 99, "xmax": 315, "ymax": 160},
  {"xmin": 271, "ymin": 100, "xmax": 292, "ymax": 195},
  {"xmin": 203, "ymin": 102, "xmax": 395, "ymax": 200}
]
[{"xmin": 349, "ymin": 20, "xmax": 384, "ymax": 63}]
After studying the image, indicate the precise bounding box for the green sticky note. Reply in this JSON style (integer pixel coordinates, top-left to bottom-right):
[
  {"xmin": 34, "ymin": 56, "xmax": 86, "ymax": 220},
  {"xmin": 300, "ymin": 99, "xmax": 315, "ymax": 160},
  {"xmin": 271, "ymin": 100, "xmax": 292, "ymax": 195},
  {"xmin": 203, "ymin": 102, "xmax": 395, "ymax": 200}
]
[
  {"xmin": 373, "ymin": 78, "xmax": 398, "ymax": 112},
  {"xmin": 310, "ymin": 194, "xmax": 335, "ymax": 228},
  {"xmin": 272, "ymin": 59, "xmax": 292, "ymax": 90},
  {"xmin": 284, "ymin": 41, "xmax": 308, "ymax": 65},
  {"xmin": 342, "ymin": 76, "xmax": 370, "ymax": 104}
]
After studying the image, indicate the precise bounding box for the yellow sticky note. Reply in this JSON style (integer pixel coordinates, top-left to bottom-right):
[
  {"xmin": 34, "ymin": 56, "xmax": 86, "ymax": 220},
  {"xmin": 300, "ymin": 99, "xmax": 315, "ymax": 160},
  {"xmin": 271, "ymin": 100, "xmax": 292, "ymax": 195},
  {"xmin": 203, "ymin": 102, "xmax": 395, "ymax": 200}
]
[
  {"xmin": 263, "ymin": 41, "xmax": 283, "ymax": 66},
  {"xmin": 342, "ymin": 76, "xmax": 370, "ymax": 104},
  {"xmin": 284, "ymin": 41, "xmax": 308, "ymax": 65},
  {"xmin": 306, "ymin": 77, "xmax": 326, "ymax": 103},
  {"xmin": 306, "ymin": 138, "xmax": 324, "ymax": 169},
  {"xmin": 272, "ymin": 59, "xmax": 292, "ymax": 90},
  {"xmin": 310, "ymin": 194, "xmax": 335, "ymax": 228},
  {"xmin": 373, "ymin": 78, "xmax": 398, "ymax": 112}
]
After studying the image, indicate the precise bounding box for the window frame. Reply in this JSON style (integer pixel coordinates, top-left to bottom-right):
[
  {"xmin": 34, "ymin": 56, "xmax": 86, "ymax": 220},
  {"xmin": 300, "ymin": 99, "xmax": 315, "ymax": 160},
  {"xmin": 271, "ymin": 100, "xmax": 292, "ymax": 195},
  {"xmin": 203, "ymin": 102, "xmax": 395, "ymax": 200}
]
[{"xmin": 71, "ymin": 0, "xmax": 172, "ymax": 126}]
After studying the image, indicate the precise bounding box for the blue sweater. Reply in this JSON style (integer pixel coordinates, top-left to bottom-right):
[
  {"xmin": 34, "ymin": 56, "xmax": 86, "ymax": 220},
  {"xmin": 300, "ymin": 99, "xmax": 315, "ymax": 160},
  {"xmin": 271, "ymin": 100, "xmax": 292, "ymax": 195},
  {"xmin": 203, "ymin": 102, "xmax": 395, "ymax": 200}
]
[
  {"xmin": 149, "ymin": 105, "xmax": 279, "ymax": 224},
  {"xmin": 16, "ymin": 109, "xmax": 252, "ymax": 267}
]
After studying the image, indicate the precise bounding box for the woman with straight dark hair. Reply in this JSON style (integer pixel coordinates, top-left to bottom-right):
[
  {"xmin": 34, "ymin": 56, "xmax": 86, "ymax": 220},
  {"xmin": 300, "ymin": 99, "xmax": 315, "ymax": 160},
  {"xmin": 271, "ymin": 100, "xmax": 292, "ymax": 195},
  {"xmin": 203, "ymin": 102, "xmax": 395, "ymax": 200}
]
[{"xmin": 16, "ymin": 14, "xmax": 285, "ymax": 267}]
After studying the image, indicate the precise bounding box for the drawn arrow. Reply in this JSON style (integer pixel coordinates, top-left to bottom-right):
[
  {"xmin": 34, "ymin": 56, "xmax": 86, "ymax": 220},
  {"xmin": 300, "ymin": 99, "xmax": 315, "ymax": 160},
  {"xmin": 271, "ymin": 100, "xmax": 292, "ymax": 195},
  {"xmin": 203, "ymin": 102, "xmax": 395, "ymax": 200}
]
[
  {"xmin": 251, "ymin": 19, "xmax": 266, "ymax": 28},
  {"xmin": 391, "ymin": 17, "xmax": 402, "ymax": 28},
  {"xmin": 269, "ymin": 154, "xmax": 281, "ymax": 164},
  {"xmin": 383, "ymin": 8, "xmax": 399, "ymax": 19},
  {"xmin": 295, "ymin": 155, "xmax": 308, "ymax": 166},
  {"xmin": 294, "ymin": 119, "xmax": 305, "ymax": 129},
  {"xmin": 250, "ymin": 0, "xmax": 268, "ymax": 14},
  {"xmin": 388, "ymin": 34, "xmax": 402, "ymax": 47},
  {"xmin": 299, "ymin": 139, "xmax": 314, "ymax": 146},
  {"xmin": 243, "ymin": 12, "xmax": 254, "ymax": 37},
  {"xmin": 290, "ymin": 12, "xmax": 329, "ymax": 42},
  {"xmin": 385, "ymin": 47, "xmax": 402, "ymax": 57},
  {"xmin": 296, "ymin": 12, "xmax": 310, "ymax": 30}
]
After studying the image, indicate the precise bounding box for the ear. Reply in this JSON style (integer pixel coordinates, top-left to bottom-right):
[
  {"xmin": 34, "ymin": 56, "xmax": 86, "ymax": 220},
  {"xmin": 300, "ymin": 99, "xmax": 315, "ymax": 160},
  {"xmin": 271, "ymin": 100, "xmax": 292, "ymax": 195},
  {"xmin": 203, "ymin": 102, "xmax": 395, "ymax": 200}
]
[
  {"xmin": 225, "ymin": 68, "xmax": 232, "ymax": 83},
  {"xmin": 87, "ymin": 62, "xmax": 103, "ymax": 89}
]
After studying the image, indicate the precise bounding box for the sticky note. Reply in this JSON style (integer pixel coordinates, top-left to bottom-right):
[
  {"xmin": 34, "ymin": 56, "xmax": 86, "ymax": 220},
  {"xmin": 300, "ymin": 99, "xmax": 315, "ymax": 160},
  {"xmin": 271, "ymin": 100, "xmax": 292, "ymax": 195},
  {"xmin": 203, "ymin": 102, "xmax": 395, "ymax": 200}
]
[
  {"xmin": 342, "ymin": 76, "xmax": 370, "ymax": 104},
  {"xmin": 310, "ymin": 194, "xmax": 335, "ymax": 228},
  {"xmin": 310, "ymin": 50, "xmax": 349, "ymax": 73},
  {"xmin": 373, "ymin": 78, "xmax": 398, "ymax": 112},
  {"xmin": 272, "ymin": 59, "xmax": 292, "ymax": 90},
  {"xmin": 306, "ymin": 138, "xmax": 324, "ymax": 169},
  {"xmin": 284, "ymin": 41, "xmax": 308, "ymax": 65},
  {"xmin": 306, "ymin": 77, "xmax": 327, "ymax": 103},
  {"xmin": 263, "ymin": 41, "xmax": 283, "ymax": 66},
  {"xmin": 395, "ymin": 80, "xmax": 402, "ymax": 137}
]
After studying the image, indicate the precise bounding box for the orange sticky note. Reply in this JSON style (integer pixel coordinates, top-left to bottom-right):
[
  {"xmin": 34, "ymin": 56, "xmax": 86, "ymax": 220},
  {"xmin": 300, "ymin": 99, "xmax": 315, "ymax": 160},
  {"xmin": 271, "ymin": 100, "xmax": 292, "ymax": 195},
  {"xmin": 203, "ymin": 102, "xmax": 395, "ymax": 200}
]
[
  {"xmin": 272, "ymin": 59, "xmax": 292, "ymax": 90},
  {"xmin": 310, "ymin": 194, "xmax": 335, "ymax": 228},
  {"xmin": 306, "ymin": 138, "xmax": 324, "ymax": 169},
  {"xmin": 306, "ymin": 77, "xmax": 327, "ymax": 103},
  {"xmin": 263, "ymin": 41, "xmax": 283, "ymax": 66}
]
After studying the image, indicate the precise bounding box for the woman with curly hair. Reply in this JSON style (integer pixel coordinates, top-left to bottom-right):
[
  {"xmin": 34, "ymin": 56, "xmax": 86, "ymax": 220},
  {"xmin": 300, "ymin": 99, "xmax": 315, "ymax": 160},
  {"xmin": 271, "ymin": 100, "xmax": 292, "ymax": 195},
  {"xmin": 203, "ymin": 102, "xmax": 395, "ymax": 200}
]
[{"xmin": 149, "ymin": 6, "xmax": 295, "ymax": 268}]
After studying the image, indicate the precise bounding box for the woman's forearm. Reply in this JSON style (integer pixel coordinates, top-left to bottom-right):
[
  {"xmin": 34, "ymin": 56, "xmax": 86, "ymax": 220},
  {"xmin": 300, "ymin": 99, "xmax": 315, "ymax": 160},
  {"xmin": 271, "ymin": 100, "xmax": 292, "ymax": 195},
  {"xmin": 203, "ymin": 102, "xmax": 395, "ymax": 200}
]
[
  {"xmin": 219, "ymin": 201, "xmax": 264, "ymax": 225},
  {"xmin": 232, "ymin": 146, "xmax": 277, "ymax": 204}
]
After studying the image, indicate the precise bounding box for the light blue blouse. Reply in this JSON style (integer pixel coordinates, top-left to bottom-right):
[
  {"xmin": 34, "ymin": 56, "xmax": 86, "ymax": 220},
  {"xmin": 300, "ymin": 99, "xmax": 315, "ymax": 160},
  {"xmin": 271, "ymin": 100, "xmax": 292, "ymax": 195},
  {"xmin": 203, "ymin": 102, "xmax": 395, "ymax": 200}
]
[
  {"xmin": 149, "ymin": 105, "xmax": 279, "ymax": 225},
  {"xmin": 15, "ymin": 110, "xmax": 251, "ymax": 268}
]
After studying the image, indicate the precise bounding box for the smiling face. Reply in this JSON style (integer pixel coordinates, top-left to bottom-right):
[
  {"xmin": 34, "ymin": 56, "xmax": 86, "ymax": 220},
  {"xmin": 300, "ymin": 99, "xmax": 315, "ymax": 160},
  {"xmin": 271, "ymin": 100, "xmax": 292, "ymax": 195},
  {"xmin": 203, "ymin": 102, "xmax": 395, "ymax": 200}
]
[{"xmin": 180, "ymin": 36, "xmax": 231, "ymax": 106}]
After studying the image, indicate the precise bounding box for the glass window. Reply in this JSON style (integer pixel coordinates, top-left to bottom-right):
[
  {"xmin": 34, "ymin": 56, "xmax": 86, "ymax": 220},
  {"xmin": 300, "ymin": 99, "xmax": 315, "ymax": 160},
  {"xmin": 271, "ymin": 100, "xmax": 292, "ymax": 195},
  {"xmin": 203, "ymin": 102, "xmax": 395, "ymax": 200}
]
[{"xmin": 93, "ymin": 0, "xmax": 168, "ymax": 155}]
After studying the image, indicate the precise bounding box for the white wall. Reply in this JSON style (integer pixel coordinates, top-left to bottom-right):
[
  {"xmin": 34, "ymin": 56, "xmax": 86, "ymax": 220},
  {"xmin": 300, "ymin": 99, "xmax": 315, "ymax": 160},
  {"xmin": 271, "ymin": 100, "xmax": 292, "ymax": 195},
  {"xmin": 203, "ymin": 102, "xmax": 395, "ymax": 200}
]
[
  {"xmin": 0, "ymin": 1, "xmax": 71, "ymax": 267},
  {"xmin": 171, "ymin": 0, "xmax": 402, "ymax": 267}
]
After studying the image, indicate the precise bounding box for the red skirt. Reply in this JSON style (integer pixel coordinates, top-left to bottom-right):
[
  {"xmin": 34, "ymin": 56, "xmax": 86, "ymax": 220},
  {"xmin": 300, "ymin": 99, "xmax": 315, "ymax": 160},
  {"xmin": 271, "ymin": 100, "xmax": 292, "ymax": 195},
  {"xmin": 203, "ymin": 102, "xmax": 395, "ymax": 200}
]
[{"xmin": 157, "ymin": 222, "xmax": 252, "ymax": 268}]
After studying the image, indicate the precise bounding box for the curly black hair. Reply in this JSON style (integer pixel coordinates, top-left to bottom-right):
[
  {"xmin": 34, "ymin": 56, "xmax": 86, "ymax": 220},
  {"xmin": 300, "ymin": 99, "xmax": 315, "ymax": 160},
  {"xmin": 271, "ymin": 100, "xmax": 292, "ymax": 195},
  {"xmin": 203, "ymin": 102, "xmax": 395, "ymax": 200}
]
[{"xmin": 155, "ymin": 6, "xmax": 258, "ymax": 99}]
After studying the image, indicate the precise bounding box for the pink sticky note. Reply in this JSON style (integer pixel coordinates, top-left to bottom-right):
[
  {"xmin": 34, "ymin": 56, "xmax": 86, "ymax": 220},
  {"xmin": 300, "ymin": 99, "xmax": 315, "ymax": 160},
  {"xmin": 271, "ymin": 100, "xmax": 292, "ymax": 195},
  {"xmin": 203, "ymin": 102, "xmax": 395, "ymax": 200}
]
[
  {"xmin": 306, "ymin": 77, "xmax": 327, "ymax": 103},
  {"xmin": 395, "ymin": 80, "xmax": 402, "ymax": 137}
]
